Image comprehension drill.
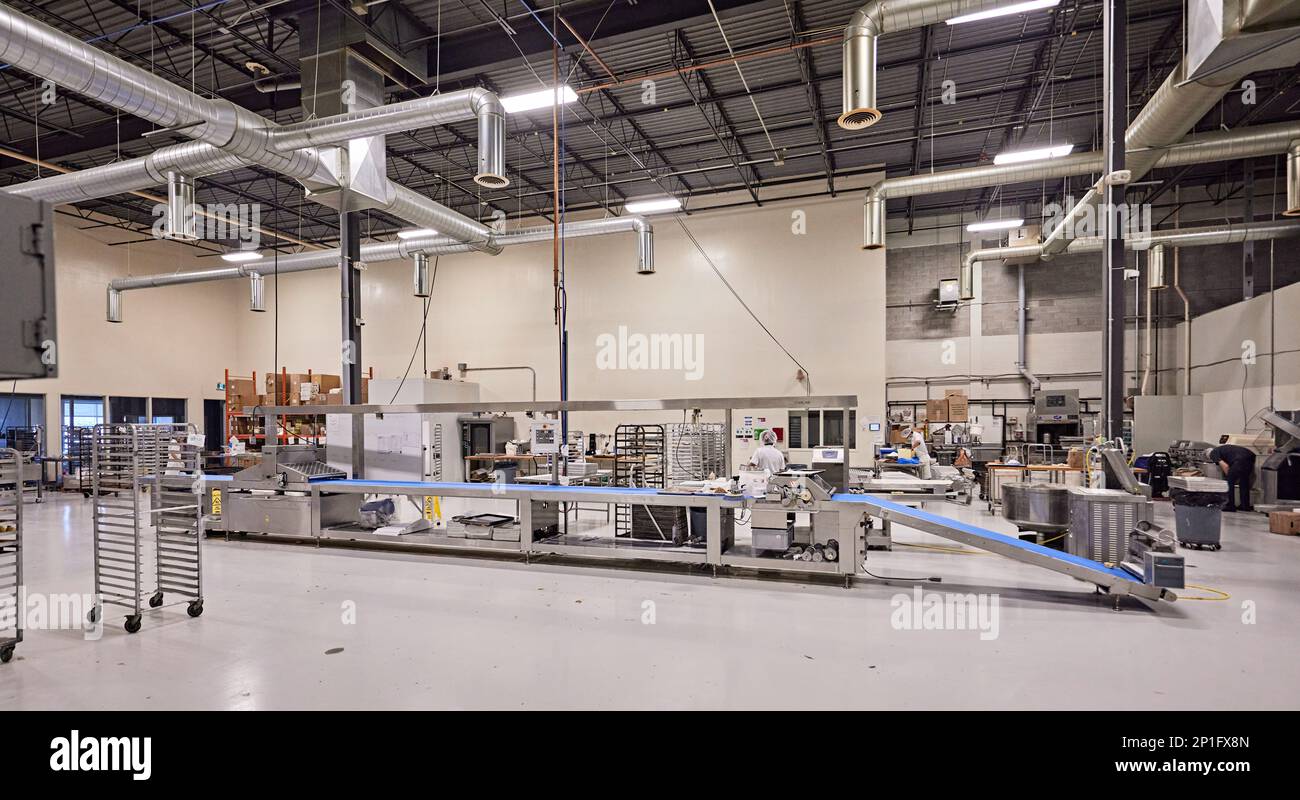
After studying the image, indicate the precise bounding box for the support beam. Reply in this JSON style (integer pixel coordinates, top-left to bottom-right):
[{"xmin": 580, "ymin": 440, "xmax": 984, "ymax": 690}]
[{"xmin": 1101, "ymin": 0, "xmax": 1128, "ymax": 440}]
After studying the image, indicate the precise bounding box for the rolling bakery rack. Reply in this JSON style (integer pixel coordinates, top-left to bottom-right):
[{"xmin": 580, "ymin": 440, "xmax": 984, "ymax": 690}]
[
  {"xmin": 0, "ymin": 448, "xmax": 23, "ymax": 663},
  {"xmin": 89, "ymin": 424, "xmax": 205, "ymax": 634}
]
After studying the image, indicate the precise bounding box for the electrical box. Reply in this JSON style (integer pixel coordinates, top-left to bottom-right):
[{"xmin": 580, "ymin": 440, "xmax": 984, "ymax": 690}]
[
  {"xmin": 937, "ymin": 278, "xmax": 960, "ymax": 305},
  {"xmin": 0, "ymin": 193, "xmax": 57, "ymax": 379}
]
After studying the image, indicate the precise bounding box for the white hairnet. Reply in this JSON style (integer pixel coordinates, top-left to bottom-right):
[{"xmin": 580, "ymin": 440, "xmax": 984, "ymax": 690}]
[{"xmin": 761, "ymin": 430, "xmax": 777, "ymax": 446}]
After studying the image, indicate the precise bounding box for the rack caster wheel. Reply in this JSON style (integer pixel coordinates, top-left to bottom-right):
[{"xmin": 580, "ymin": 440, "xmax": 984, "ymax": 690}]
[
  {"xmin": 187, "ymin": 601, "xmax": 204, "ymax": 618},
  {"xmin": 1211, "ymin": 544, "xmax": 1221, "ymax": 551},
  {"xmin": 149, "ymin": 592, "xmax": 164, "ymax": 608},
  {"xmin": 124, "ymin": 615, "xmax": 142, "ymax": 634},
  {"xmin": 0, "ymin": 645, "xmax": 14, "ymax": 663},
  {"xmin": 86, "ymin": 607, "xmax": 100, "ymax": 625}
]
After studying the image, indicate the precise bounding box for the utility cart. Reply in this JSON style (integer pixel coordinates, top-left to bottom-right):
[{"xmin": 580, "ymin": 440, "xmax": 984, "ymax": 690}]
[
  {"xmin": 0, "ymin": 448, "xmax": 23, "ymax": 663},
  {"xmin": 88, "ymin": 424, "xmax": 205, "ymax": 634}
]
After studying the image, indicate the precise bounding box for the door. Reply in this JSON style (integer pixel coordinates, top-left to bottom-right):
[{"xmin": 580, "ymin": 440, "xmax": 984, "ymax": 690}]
[{"xmin": 204, "ymin": 399, "xmax": 225, "ymax": 452}]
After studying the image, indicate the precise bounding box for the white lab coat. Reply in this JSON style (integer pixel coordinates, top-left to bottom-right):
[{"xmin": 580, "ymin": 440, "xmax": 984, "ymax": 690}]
[
  {"xmin": 909, "ymin": 431, "xmax": 933, "ymax": 479},
  {"xmin": 752, "ymin": 444, "xmax": 787, "ymax": 475}
]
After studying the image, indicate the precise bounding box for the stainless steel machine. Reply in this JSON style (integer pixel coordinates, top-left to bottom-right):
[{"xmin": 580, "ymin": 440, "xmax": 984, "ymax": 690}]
[
  {"xmin": 1027, "ymin": 389, "xmax": 1082, "ymax": 445},
  {"xmin": 224, "ymin": 444, "xmax": 358, "ymax": 538},
  {"xmin": 1067, "ymin": 487, "xmax": 1152, "ymax": 564},
  {"xmin": 1001, "ymin": 483, "xmax": 1070, "ymax": 546},
  {"xmin": 1259, "ymin": 410, "xmax": 1300, "ymax": 510}
]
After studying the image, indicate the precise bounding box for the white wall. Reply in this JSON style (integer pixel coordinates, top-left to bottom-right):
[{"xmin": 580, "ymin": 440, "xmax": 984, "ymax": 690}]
[
  {"xmin": 9, "ymin": 215, "xmax": 241, "ymax": 455},
  {"xmin": 1178, "ymin": 280, "xmax": 1300, "ymax": 441},
  {"xmin": 224, "ymin": 192, "xmax": 887, "ymax": 465}
]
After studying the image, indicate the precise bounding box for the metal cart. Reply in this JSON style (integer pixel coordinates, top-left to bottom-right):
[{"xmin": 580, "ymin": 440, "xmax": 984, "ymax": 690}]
[
  {"xmin": 63, "ymin": 425, "xmax": 95, "ymax": 496},
  {"xmin": 88, "ymin": 424, "xmax": 205, "ymax": 634},
  {"xmin": 3, "ymin": 426, "xmax": 43, "ymax": 503},
  {"xmin": 0, "ymin": 449, "xmax": 22, "ymax": 663}
]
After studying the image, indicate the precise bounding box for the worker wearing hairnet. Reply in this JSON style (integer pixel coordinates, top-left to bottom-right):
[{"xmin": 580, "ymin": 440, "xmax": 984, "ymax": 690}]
[
  {"xmin": 751, "ymin": 429, "xmax": 787, "ymax": 474},
  {"xmin": 904, "ymin": 426, "xmax": 933, "ymax": 479}
]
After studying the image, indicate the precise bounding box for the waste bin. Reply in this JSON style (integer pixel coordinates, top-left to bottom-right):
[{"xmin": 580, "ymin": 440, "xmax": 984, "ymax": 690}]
[{"xmin": 1170, "ymin": 486, "xmax": 1225, "ymax": 551}]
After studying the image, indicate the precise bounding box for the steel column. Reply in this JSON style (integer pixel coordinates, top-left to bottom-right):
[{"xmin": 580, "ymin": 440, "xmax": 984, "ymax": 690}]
[{"xmin": 1101, "ymin": 0, "xmax": 1128, "ymax": 441}]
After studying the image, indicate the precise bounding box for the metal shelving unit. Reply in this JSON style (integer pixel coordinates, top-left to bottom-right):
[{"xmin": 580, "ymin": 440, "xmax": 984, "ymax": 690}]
[
  {"xmin": 4, "ymin": 426, "xmax": 43, "ymax": 503},
  {"xmin": 613, "ymin": 424, "xmax": 665, "ymax": 539},
  {"xmin": 89, "ymin": 424, "xmax": 205, "ymax": 634},
  {"xmin": 0, "ymin": 448, "xmax": 22, "ymax": 663},
  {"xmin": 63, "ymin": 426, "xmax": 94, "ymax": 496},
  {"xmin": 668, "ymin": 422, "xmax": 726, "ymax": 481}
]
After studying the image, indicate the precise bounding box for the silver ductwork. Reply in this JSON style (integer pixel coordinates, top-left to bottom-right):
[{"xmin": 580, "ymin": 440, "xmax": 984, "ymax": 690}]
[
  {"xmin": 106, "ymin": 287, "xmax": 123, "ymax": 324},
  {"xmin": 6, "ymin": 142, "xmax": 251, "ymax": 204},
  {"xmin": 269, "ymin": 88, "xmax": 509, "ymax": 189},
  {"xmin": 861, "ymin": 120, "xmax": 1300, "ymax": 247},
  {"xmin": 964, "ymin": 221, "xmax": 1300, "ymax": 269},
  {"xmin": 164, "ymin": 172, "xmax": 198, "ymax": 240},
  {"xmin": 413, "ymin": 252, "xmax": 432, "ymax": 297},
  {"xmin": 1287, "ymin": 140, "xmax": 1300, "ymax": 216},
  {"xmin": 1041, "ymin": 3, "xmax": 1300, "ymax": 255},
  {"xmin": 105, "ymin": 217, "xmax": 655, "ymax": 316},
  {"xmin": 863, "ymin": 188, "xmax": 885, "ymax": 249},
  {"xmin": 249, "ymin": 273, "xmax": 267, "ymax": 312},
  {"xmin": 0, "ymin": 3, "xmax": 507, "ymax": 248},
  {"xmin": 0, "ymin": 4, "xmax": 330, "ymax": 184},
  {"xmin": 839, "ymin": 1, "xmax": 1008, "ymax": 130},
  {"xmin": 1147, "ymin": 244, "xmax": 1168, "ymax": 289}
]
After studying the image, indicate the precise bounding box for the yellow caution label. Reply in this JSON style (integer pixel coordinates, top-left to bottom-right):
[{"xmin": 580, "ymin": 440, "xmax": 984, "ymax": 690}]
[
  {"xmin": 423, "ymin": 496, "xmax": 434, "ymax": 521},
  {"xmin": 211, "ymin": 488, "xmax": 222, "ymax": 515}
]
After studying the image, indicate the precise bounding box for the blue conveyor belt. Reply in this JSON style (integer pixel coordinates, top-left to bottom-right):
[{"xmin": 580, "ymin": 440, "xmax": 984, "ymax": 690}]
[
  {"xmin": 832, "ymin": 492, "xmax": 1140, "ymax": 584},
  {"xmin": 317, "ymin": 478, "xmax": 698, "ymax": 497}
]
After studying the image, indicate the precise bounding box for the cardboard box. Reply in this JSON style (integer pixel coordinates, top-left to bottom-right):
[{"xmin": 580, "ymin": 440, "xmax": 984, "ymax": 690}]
[
  {"xmin": 1269, "ymin": 511, "xmax": 1300, "ymax": 535},
  {"xmin": 316, "ymin": 374, "xmax": 341, "ymax": 394},
  {"xmin": 926, "ymin": 398, "xmax": 948, "ymax": 423},
  {"xmin": 889, "ymin": 426, "xmax": 907, "ymax": 445},
  {"xmin": 942, "ymin": 390, "xmax": 969, "ymax": 422},
  {"xmin": 325, "ymin": 389, "xmax": 344, "ymax": 405},
  {"xmin": 227, "ymin": 378, "xmax": 258, "ymax": 410}
]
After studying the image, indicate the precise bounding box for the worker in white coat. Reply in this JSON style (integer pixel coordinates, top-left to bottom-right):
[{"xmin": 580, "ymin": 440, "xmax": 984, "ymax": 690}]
[
  {"xmin": 751, "ymin": 429, "xmax": 787, "ymax": 474},
  {"xmin": 905, "ymin": 426, "xmax": 933, "ymax": 479}
]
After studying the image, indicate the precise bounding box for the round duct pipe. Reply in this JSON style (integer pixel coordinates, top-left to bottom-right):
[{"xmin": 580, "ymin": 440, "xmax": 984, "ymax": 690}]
[
  {"xmin": 959, "ymin": 260, "xmax": 975, "ymax": 301},
  {"xmin": 1286, "ymin": 140, "xmax": 1300, "ymax": 217},
  {"xmin": 474, "ymin": 104, "xmax": 509, "ymax": 189},
  {"xmin": 838, "ymin": 29, "xmax": 880, "ymax": 130},
  {"xmin": 165, "ymin": 171, "xmax": 198, "ymax": 240},
  {"xmin": 862, "ymin": 190, "xmax": 885, "ymax": 249},
  {"xmin": 413, "ymin": 252, "xmax": 432, "ymax": 297},
  {"xmin": 637, "ymin": 227, "xmax": 655, "ymax": 274},
  {"xmin": 106, "ymin": 287, "xmax": 123, "ymax": 323},
  {"xmin": 1148, "ymin": 244, "xmax": 1168, "ymax": 289},
  {"xmin": 249, "ymin": 273, "xmax": 266, "ymax": 312}
]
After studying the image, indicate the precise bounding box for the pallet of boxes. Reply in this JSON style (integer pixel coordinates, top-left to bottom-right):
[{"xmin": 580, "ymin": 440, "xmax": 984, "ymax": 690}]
[{"xmin": 264, "ymin": 372, "xmax": 367, "ymax": 443}]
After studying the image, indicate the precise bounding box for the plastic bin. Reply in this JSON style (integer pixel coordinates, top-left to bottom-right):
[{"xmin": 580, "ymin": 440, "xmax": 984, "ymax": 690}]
[{"xmin": 1173, "ymin": 504, "xmax": 1222, "ymax": 550}]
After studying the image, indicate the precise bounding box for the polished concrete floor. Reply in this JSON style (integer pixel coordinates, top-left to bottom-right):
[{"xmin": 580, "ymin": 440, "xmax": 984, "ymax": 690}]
[{"xmin": 2, "ymin": 492, "xmax": 1298, "ymax": 710}]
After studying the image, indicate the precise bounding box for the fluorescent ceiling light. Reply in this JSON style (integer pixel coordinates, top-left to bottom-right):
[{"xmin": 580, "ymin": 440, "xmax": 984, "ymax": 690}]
[
  {"xmin": 500, "ymin": 85, "xmax": 579, "ymax": 114},
  {"xmin": 624, "ymin": 197, "xmax": 682, "ymax": 214},
  {"xmin": 993, "ymin": 143, "xmax": 1075, "ymax": 165},
  {"xmin": 947, "ymin": 0, "xmax": 1060, "ymax": 25},
  {"xmin": 967, "ymin": 218, "xmax": 1025, "ymax": 232},
  {"xmin": 396, "ymin": 228, "xmax": 438, "ymax": 240},
  {"xmin": 221, "ymin": 250, "xmax": 263, "ymax": 263}
]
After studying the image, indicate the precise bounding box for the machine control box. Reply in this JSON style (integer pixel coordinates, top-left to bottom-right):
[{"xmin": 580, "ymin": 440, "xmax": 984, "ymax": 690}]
[{"xmin": 0, "ymin": 193, "xmax": 57, "ymax": 379}]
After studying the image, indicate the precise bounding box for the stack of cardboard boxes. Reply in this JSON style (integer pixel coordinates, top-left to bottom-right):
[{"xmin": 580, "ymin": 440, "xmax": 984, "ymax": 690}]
[
  {"xmin": 925, "ymin": 390, "xmax": 969, "ymax": 425},
  {"xmin": 263, "ymin": 372, "xmax": 368, "ymax": 405}
]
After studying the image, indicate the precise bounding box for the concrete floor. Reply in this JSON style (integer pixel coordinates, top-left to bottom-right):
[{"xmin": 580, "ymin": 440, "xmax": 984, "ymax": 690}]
[{"xmin": 2, "ymin": 492, "xmax": 1298, "ymax": 710}]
